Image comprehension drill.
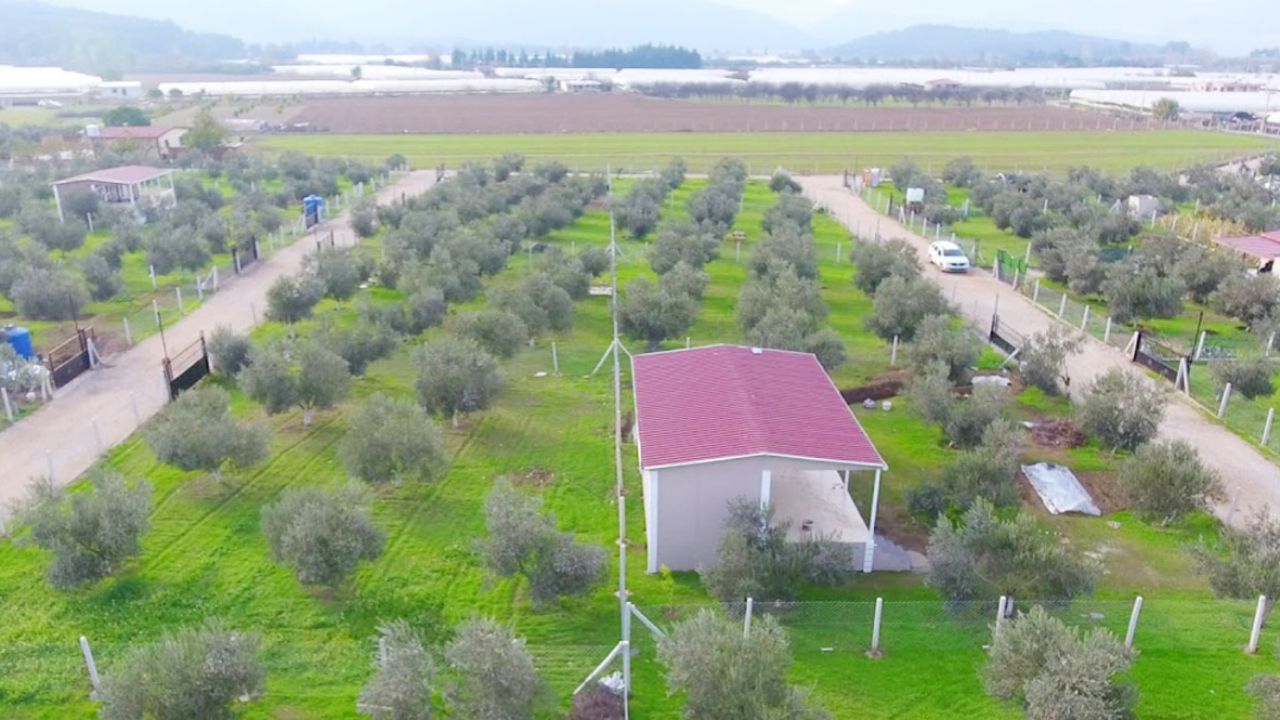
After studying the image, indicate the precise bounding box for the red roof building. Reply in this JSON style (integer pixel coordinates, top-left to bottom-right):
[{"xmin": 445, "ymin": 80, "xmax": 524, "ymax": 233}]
[
  {"xmin": 1214, "ymin": 231, "xmax": 1280, "ymax": 271},
  {"xmin": 631, "ymin": 345, "xmax": 888, "ymax": 573},
  {"xmin": 88, "ymin": 125, "xmax": 188, "ymax": 160}
]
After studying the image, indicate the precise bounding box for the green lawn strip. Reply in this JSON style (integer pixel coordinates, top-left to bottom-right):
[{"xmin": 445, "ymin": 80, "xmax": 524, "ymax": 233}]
[
  {"xmin": 1, "ymin": 179, "xmax": 1271, "ymax": 719},
  {"xmin": 259, "ymin": 131, "xmax": 1278, "ymax": 176}
]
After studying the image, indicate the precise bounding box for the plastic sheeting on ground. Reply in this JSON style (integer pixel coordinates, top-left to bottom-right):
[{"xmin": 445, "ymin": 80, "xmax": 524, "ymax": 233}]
[{"xmin": 1021, "ymin": 462, "xmax": 1101, "ymax": 516}]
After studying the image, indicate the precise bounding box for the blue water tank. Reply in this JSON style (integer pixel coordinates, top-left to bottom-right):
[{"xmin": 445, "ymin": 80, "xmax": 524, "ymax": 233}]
[{"xmin": 5, "ymin": 326, "xmax": 34, "ymax": 359}]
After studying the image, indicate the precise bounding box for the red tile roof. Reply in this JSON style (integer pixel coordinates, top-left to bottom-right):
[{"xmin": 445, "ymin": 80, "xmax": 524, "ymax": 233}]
[
  {"xmin": 53, "ymin": 165, "xmax": 172, "ymax": 186},
  {"xmin": 632, "ymin": 345, "xmax": 886, "ymax": 470},
  {"xmin": 1215, "ymin": 231, "xmax": 1280, "ymax": 260},
  {"xmin": 95, "ymin": 126, "xmax": 176, "ymax": 140}
]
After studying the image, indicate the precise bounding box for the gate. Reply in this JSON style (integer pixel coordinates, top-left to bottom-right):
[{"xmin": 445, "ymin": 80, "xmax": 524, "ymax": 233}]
[
  {"xmin": 46, "ymin": 328, "xmax": 96, "ymax": 388},
  {"xmin": 232, "ymin": 239, "xmax": 260, "ymax": 274},
  {"xmin": 992, "ymin": 249, "xmax": 1026, "ymax": 287},
  {"xmin": 163, "ymin": 333, "xmax": 210, "ymax": 401},
  {"xmin": 989, "ymin": 313, "xmax": 1024, "ymax": 355},
  {"xmin": 1132, "ymin": 330, "xmax": 1186, "ymax": 384}
]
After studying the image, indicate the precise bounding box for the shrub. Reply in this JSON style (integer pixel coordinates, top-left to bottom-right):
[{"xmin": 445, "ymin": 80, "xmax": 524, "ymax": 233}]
[
  {"xmin": 448, "ymin": 310, "xmax": 529, "ymax": 359},
  {"xmin": 1248, "ymin": 675, "xmax": 1280, "ymax": 720},
  {"xmin": 570, "ymin": 685, "xmax": 624, "ymax": 720},
  {"xmin": 207, "ymin": 325, "xmax": 251, "ymax": 375},
  {"xmin": 307, "ymin": 247, "xmax": 363, "ymax": 300},
  {"xmin": 927, "ymin": 500, "xmax": 1097, "ymax": 603},
  {"xmin": 20, "ymin": 471, "xmax": 151, "ymax": 589},
  {"xmin": 444, "ymin": 618, "xmax": 540, "ymax": 720},
  {"xmin": 261, "ymin": 484, "xmax": 384, "ymax": 587},
  {"xmin": 482, "ymin": 480, "xmax": 606, "ymax": 606},
  {"xmin": 357, "ymin": 620, "xmax": 436, "ymax": 720},
  {"xmin": 906, "ymin": 361, "xmax": 954, "ymax": 426},
  {"xmin": 10, "ymin": 267, "xmax": 89, "ymax": 321},
  {"xmin": 942, "ymin": 157, "xmax": 984, "ymax": 187},
  {"xmin": 944, "ymin": 384, "xmax": 1009, "ymax": 448},
  {"xmin": 851, "ymin": 238, "xmax": 920, "ymax": 294},
  {"xmin": 984, "ymin": 606, "xmax": 1136, "ymax": 719},
  {"xmin": 314, "ymin": 320, "xmax": 399, "ymax": 375},
  {"xmin": 1193, "ymin": 511, "xmax": 1280, "ymax": 623},
  {"xmin": 1212, "ymin": 356, "xmax": 1276, "ymax": 399},
  {"xmin": 342, "ymin": 394, "xmax": 444, "ymax": 485},
  {"xmin": 613, "ymin": 183, "xmax": 663, "ymax": 239},
  {"xmin": 1177, "ymin": 244, "xmax": 1245, "ymax": 303},
  {"xmin": 1212, "ymin": 274, "xmax": 1280, "ymax": 329},
  {"xmin": 98, "ymin": 621, "xmax": 264, "ymax": 720},
  {"xmin": 1076, "ymin": 369, "xmax": 1166, "ymax": 452},
  {"xmin": 144, "ymin": 387, "xmax": 268, "ymax": 480},
  {"xmin": 660, "ymin": 260, "xmax": 709, "ymax": 301},
  {"xmin": 701, "ymin": 499, "xmax": 853, "ymax": 603},
  {"xmin": 351, "ymin": 200, "xmax": 378, "ymax": 238},
  {"xmin": 769, "ymin": 170, "xmax": 801, "ymax": 193},
  {"xmin": 864, "ymin": 274, "xmax": 949, "ymax": 341},
  {"xmin": 413, "ymin": 337, "xmax": 503, "ymax": 426},
  {"xmin": 576, "ymin": 246, "xmax": 610, "ymax": 277},
  {"xmin": 295, "ymin": 342, "xmax": 351, "ymax": 424},
  {"xmin": 239, "ymin": 344, "xmax": 299, "ymax": 414},
  {"xmin": 1019, "ymin": 326, "xmax": 1082, "ymax": 396},
  {"xmin": 144, "ymin": 227, "xmax": 210, "ymax": 274},
  {"xmin": 620, "ymin": 277, "xmax": 698, "ymax": 351},
  {"xmin": 1103, "ymin": 262, "xmax": 1184, "ymax": 323},
  {"xmin": 649, "ymin": 221, "xmax": 720, "ymax": 274},
  {"xmin": 658, "ymin": 609, "xmax": 828, "ymax": 720},
  {"xmin": 491, "ymin": 273, "xmax": 574, "ymax": 335},
  {"xmin": 910, "ymin": 314, "xmax": 980, "ymax": 383},
  {"xmin": 938, "ymin": 418, "xmax": 1024, "ymax": 511},
  {"xmin": 1121, "ymin": 440, "xmax": 1221, "ymax": 525}
]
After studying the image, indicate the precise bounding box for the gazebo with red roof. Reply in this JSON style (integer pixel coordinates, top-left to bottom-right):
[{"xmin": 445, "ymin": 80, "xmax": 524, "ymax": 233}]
[{"xmin": 631, "ymin": 344, "xmax": 888, "ymax": 574}]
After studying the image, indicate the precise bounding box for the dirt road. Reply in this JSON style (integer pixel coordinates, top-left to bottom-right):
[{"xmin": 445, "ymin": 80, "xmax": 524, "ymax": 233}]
[
  {"xmin": 0, "ymin": 171, "xmax": 438, "ymax": 509},
  {"xmin": 801, "ymin": 175, "xmax": 1280, "ymax": 527}
]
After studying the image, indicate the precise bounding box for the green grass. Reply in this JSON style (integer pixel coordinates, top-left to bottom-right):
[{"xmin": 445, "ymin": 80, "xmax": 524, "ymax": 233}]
[
  {"xmin": 259, "ymin": 130, "xmax": 1278, "ymax": 176},
  {"xmin": 1, "ymin": 179, "xmax": 1274, "ymax": 718}
]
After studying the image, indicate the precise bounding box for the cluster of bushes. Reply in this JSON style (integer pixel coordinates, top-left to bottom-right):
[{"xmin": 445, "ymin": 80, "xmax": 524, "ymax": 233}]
[
  {"xmin": 888, "ymin": 160, "xmax": 958, "ymax": 225},
  {"xmin": 737, "ymin": 186, "xmax": 846, "ymax": 369},
  {"xmin": 613, "ymin": 157, "xmax": 686, "ymax": 239},
  {"xmin": 687, "ymin": 157, "xmax": 747, "ymax": 234}
]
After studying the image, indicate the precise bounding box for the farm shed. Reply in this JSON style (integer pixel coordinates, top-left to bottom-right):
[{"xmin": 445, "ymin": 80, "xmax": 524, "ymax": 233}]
[
  {"xmin": 88, "ymin": 125, "xmax": 187, "ymax": 159},
  {"xmin": 632, "ymin": 345, "xmax": 888, "ymax": 575},
  {"xmin": 1213, "ymin": 230, "xmax": 1280, "ymax": 273},
  {"xmin": 1126, "ymin": 194, "xmax": 1160, "ymax": 218},
  {"xmin": 51, "ymin": 165, "xmax": 175, "ymax": 222}
]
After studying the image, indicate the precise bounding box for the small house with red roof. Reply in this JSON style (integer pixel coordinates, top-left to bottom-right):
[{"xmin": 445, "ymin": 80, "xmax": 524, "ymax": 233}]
[
  {"xmin": 87, "ymin": 125, "xmax": 188, "ymax": 160},
  {"xmin": 51, "ymin": 165, "xmax": 175, "ymax": 222},
  {"xmin": 1213, "ymin": 230, "xmax": 1280, "ymax": 273},
  {"xmin": 631, "ymin": 345, "xmax": 888, "ymax": 575}
]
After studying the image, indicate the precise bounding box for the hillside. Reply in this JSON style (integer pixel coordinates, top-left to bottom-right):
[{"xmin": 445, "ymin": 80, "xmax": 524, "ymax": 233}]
[
  {"xmin": 826, "ymin": 24, "xmax": 1186, "ymax": 66},
  {"xmin": 0, "ymin": 1, "xmax": 248, "ymax": 74}
]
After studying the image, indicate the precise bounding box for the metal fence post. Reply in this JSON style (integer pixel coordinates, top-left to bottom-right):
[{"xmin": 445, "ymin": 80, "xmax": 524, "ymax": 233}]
[
  {"xmin": 870, "ymin": 597, "xmax": 884, "ymax": 655},
  {"xmin": 1248, "ymin": 595, "xmax": 1268, "ymax": 654},
  {"xmin": 1218, "ymin": 382, "xmax": 1233, "ymax": 419},
  {"xmin": 1125, "ymin": 596, "xmax": 1143, "ymax": 648}
]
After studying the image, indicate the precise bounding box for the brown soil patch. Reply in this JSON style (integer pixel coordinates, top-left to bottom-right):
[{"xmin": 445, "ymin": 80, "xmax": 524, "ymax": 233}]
[
  {"xmin": 289, "ymin": 94, "xmax": 1114, "ymax": 135},
  {"xmin": 842, "ymin": 370, "xmax": 909, "ymax": 404},
  {"xmin": 1029, "ymin": 418, "xmax": 1086, "ymax": 449},
  {"xmin": 619, "ymin": 410, "xmax": 634, "ymax": 440},
  {"xmin": 512, "ymin": 467, "xmax": 555, "ymax": 488}
]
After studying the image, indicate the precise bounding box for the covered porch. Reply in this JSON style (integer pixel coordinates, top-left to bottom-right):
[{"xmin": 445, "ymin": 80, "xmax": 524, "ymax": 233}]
[{"xmin": 763, "ymin": 465, "xmax": 884, "ymax": 573}]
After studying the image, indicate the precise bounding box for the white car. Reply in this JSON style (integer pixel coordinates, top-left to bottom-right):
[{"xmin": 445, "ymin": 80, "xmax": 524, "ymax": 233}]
[{"xmin": 928, "ymin": 240, "xmax": 970, "ymax": 273}]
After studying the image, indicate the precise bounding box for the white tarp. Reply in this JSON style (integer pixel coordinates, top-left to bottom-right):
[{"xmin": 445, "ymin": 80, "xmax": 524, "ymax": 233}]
[{"xmin": 1021, "ymin": 462, "xmax": 1100, "ymax": 516}]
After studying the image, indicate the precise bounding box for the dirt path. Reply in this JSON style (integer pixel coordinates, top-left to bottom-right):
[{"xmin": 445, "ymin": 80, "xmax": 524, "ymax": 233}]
[
  {"xmin": 801, "ymin": 175, "xmax": 1280, "ymax": 527},
  {"xmin": 0, "ymin": 171, "xmax": 438, "ymax": 509}
]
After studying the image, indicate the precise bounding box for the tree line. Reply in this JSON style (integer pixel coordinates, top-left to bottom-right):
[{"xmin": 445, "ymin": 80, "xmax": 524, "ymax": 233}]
[{"xmin": 449, "ymin": 43, "xmax": 701, "ymax": 69}]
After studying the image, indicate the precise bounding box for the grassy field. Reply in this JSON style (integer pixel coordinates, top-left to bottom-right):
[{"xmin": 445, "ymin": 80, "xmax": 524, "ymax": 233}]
[
  {"xmin": 259, "ymin": 130, "xmax": 1279, "ymax": 176},
  {"xmin": 1, "ymin": 178, "xmax": 1275, "ymax": 719}
]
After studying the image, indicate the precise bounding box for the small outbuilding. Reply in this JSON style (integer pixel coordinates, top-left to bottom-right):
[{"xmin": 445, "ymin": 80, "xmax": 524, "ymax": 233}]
[
  {"xmin": 1126, "ymin": 194, "xmax": 1161, "ymax": 218},
  {"xmin": 51, "ymin": 165, "xmax": 175, "ymax": 222},
  {"xmin": 88, "ymin": 125, "xmax": 187, "ymax": 159},
  {"xmin": 1213, "ymin": 230, "xmax": 1280, "ymax": 273},
  {"xmin": 632, "ymin": 345, "xmax": 888, "ymax": 575}
]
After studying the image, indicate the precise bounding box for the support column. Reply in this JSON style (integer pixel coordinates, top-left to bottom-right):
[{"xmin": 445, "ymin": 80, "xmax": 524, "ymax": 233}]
[
  {"xmin": 862, "ymin": 468, "xmax": 882, "ymax": 573},
  {"xmin": 646, "ymin": 471, "xmax": 659, "ymax": 574},
  {"xmin": 760, "ymin": 469, "xmax": 772, "ymax": 508}
]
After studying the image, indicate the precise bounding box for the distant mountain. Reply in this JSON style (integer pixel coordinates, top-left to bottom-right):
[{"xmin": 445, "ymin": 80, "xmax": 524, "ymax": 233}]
[
  {"xmin": 44, "ymin": 0, "xmax": 814, "ymax": 54},
  {"xmin": 825, "ymin": 25, "xmax": 1187, "ymax": 66},
  {"xmin": 0, "ymin": 1, "xmax": 247, "ymax": 74}
]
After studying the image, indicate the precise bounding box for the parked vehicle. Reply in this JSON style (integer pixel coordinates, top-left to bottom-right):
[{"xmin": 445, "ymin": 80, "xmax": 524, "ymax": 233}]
[{"xmin": 929, "ymin": 240, "xmax": 970, "ymax": 272}]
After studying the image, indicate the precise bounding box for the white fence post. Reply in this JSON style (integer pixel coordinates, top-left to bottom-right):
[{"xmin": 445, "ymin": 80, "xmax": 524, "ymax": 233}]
[
  {"xmin": 1125, "ymin": 596, "xmax": 1144, "ymax": 649},
  {"xmin": 1104, "ymin": 316, "xmax": 1113, "ymax": 344},
  {"xmin": 1268, "ymin": 332, "xmax": 1276, "ymax": 357},
  {"xmin": 1, "ymin": 387, "xmax": 12, "ymax": 422},
  {"xmin": 175, "ymin": 287, "xmax": 184, "ymax": 315},
  {"xmin": 149, "ymin": 265, "xmax": 157, "ymax": 289},
  {"xmin": 743, "ymin": 597, "xmax": 754, "ymax": 639},
  {"xmin": 1033, "ymin": 279, "xmax": 1041, "ymax": 304},
  {"xmin": 551, "ymin": 342, "xmax": 560, "ymax": 376},
  {"xmin": 1057, "ymin": 293, "xmax": 1067, "ymax": 317},
  {"xmin": 1195, "ymin": 331, "xmax": 1207, "ymax": 362},
  {"xmin": 995, "ymin": 596, "xmax": 1008, "ymax": 638},
  {"xmin": 870, "ymin": 597, "xmax": 884, "ymax": 655},
  {"xmin": 1265, "ymin": 409, "xmax": 1276, "ymax": 446},
  {"xmin": 123, "ymin": 317, "xmax": 133, "ymax": 346},
  {"xmin": 1248, "ymin": 595, "xmax": 1268, "ymax": 654},
  {"xmin": 80, "ymin": 635, "xmax": 101, "ymax": 696},
  {"xmin": 1218, "ymin": 382, "xmax": 1233, "ymax": 419},
  {"xmin": 890, "ymin": 336, "xmax": 899, "ymax": 367},
  {"xmin": 1081, "ymin": 304, "xmax": 1091, "ymax": 330},
  {"xmin": 152, "ymin": 299, "xmax": 160, "ymax": 327}
]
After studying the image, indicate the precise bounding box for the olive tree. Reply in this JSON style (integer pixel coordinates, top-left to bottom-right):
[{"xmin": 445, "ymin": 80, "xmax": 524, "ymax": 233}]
[
  {"xmin": 82, "ymin": 254, "xmax": 122, "ymax": 301},
  {"xmin": 342, "ymin": 394, "xmax": 445, "ymax": 485},
  {"xmin": 296, "ymin": 342, "xmax": 351, "ymax": 425},
  {"xmin": 1019, "ymin": 326, "xmax": 1082, "ymax": 396},
  {"xmin": 307, "ymin": 246, "xmax": 364, "ymax": 300},
  {"xmin": 357, "ymin": 620, "xmax": 437, "ymax": 720},
  {"xmin": 658, "ymin": 609, "xmax": 829, "ymax": 720},
  {"xmin": 1212, "ymin": 274, "xmax": 1280, "ymax": 329},
  {"xmin": 266, "ymin": 273, "xmax": 324, "ymax": 323},
  {"xmin": 909, "ymin": 314, "xmax": 980, "ymax": 383},
  {"xmin": 10, "ymin": 267, "xmax": 89, "ymax": 321},
  {"xmin": 851, "ymin": 238, "xmax": 920, "ymax": 294},
  {"xmin": 491, "ymin": 273, "xmax": 574, "ymax": 336},
  {"xmin": 1212, "ymin": 356, "xmax": 1277, "ymax": 399},
  {"xmin": 944, "ymin": 383, "xmax": 1010, "ymax": 448},
  {"xmin": 20, "ymin": 471, "xmax": 151, "ymax": 589},
  {"xmin": 1249, "ymin": 675, "xmax": 1280, "ymax": 720},
  {"xmin": 207, "ymin": 325, "xmax": 251, "ymax": 375},
  {"xmin": 261, "ymin": 484, "xmax": 385, "ymax": 587},
  {"xmin": 98, "ymin": 620, "xmax": 264, "ymax": 720},
  {"xmin": 145, "ymin": 387, "xmax": 268, "ymax": 481},
  {"xmin": 239, "ymin": 344, "xmax": 298, "ymax": 414},
  {"xmin": 660, "ymin": 260, "xmax": 709, "ymax": 302},
  {"xmin": 1076, "ymin": 369, "xmax": 1166, "ymax": 452},
  {"xmin": 481, "ymin": 480, "xmax": 606, "ymax": 606},
  {"xmin": 865, "ymin": 274, "xmax": 950, "ymax": 341},
  {"xmin": 619, "ymin": 277, "xmax": 698, "ymax": 351},
  {"xmin": 1194, "ymin": 511, "xmax": 1280, "ymax": 624},
  {"xmin": 1122, "ymin": 440, "xmax": 1222, "ymax": 525},
  {"xmin": 413, "ymin": 337, "xmax": 503, "ymax": 427},
  {"xmin": 444, "ymin": 618, "xmax": 540, "ymax": 720},
  {"xmin": 927, "ymin": 500, "xmax": 1097, "ymax": 603},
  {"xmin": 649, "ymin": 221, "xmax": 720, "ymax": 274},
  {"xmin": 984, "ymin": 606, "xmax": 1136, "ymax": 719},
  {"xmin": 448, "ymin": 310, "xmax": 529, "ymax": 359}
]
